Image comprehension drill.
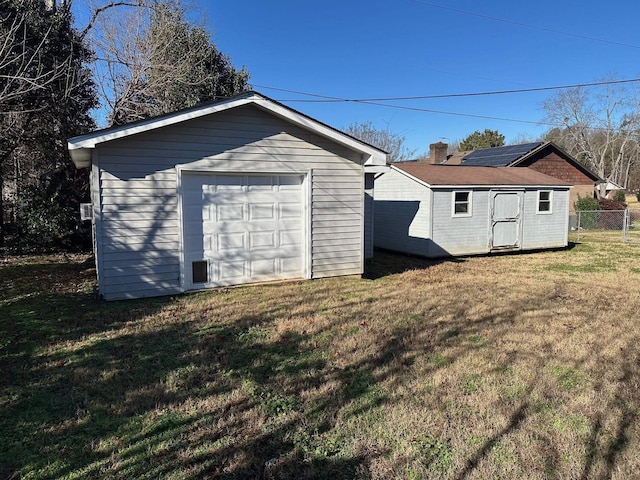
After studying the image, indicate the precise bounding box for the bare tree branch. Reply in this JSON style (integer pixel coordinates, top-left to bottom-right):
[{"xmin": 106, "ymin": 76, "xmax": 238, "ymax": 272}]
[
  {"xmin": 543, "ymin": 78, "xmax": 640, "ymax": 188},
  {"xmin": 78, "ymin": 0, "xmax": 150, "ymax": 40}
]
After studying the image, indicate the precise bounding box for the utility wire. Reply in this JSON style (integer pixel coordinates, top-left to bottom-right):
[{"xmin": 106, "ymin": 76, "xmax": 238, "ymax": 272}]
[
  {"xmin": 409, "ymin": 0, "xmax": 640, "ymax": 50},
  {"xmin": 253, "ymin": 77, "xmax": 640, "ymax": 103},
  {"xmin": 253, "ymin": 86, "xmax": 561, "ymax": 126},
  {"xmin": 329, "ymin": 99, "xmax": 562, "ymax": 127}
]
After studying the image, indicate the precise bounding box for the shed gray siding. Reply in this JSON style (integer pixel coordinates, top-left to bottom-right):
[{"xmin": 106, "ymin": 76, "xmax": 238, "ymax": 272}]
[
  {"xmin": 373, "ymin": 167, "xmax": 432, "ymax": 256},
  {"xmin": 93, "ymin": 105, "xmax": 366, "ymax": 300},
  {"xmin": 521, "ymin": 189, "xmax": 569, "ymax": 249},
  {"xmin": 431, "ymin": 189, "xmax": 491, "ymax": 256}
]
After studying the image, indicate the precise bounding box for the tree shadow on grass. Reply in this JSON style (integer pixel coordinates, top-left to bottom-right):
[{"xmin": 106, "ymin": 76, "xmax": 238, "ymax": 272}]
[{"xmin": 3, "ymin": 253, "xmax": 640, "ymax": 479}]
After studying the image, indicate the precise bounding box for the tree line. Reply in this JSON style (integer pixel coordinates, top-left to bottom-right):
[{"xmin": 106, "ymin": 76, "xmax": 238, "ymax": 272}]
[{"xmin": 0, "ymin": 0, "xmax": 249, "ymax": 252}]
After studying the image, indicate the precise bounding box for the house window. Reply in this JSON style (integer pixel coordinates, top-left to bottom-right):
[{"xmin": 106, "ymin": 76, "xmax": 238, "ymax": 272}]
[
  {"xmin": 537, "ymin": 191, "xmax": 552, "ymax": 214},
  {"xmin": 453, "ymin": 191, "xmax": 472, "ymax": 216},
  {"xmin": 192, "ymin": 261, "xmax": 208, "ymax": 283}
]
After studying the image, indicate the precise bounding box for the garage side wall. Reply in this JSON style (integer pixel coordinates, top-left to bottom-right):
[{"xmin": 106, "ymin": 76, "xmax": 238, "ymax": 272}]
[
  {"xmin": 364, "ymin": 173, "xmax": 375, "ymax": 260},
  {"xmin": 373, "ymin": 168, "xmax": 431, "ymax": 256},
  {"xmin": 93, "ymin": 105, "xmax": 365, "ymax": 300}
]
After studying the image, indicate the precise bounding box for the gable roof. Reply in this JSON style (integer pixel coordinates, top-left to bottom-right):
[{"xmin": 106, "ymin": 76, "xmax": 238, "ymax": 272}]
[
  {"xmin": 392, "ymin": 163, "xmax": 572, "ymax": 188},
  {"xmin": 454, "ymin": 141, "xmax": 601, "ymax": 182},
  {"xmin": 68, "ymin": 91, "xmax": 388, "ymax": 169}
]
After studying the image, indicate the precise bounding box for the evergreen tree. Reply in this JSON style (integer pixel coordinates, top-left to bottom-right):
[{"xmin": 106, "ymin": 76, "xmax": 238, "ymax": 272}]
[
  {"xmin": 100, "ymin": 1, "xmax": 250, "ymax": 126},
  {"xmin": 459, "ymin": 129, "xmax": 505, "ymax": 151},
  {"xmin": 0, "ymin": 0, "xmax": 97, "ymax": 251}
]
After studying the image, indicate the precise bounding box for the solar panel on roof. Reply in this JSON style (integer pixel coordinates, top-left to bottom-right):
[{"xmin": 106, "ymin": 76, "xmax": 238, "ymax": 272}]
[{"xmin": 461, "ymin": 142, "xmax": 543, "ymax": 167}]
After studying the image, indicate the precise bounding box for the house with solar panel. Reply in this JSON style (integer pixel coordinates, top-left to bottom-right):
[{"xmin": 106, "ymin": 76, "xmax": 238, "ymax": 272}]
[
  {"xmin": 373, "ymin": 148, "xmax": 573, "ymax": 258},
  {"xmin": 441, "ymin": 141, "xmax": 601, "ymax": 212}
]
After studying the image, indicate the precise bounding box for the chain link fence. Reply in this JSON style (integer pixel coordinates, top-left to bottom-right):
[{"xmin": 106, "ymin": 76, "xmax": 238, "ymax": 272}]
[
  {"xmin": 626, "ymin": 209, "xmax": 640, "ymax": 243},
  {"xmin": 571, "ymin": 209, "xmax": 640, "ymax": 243}
]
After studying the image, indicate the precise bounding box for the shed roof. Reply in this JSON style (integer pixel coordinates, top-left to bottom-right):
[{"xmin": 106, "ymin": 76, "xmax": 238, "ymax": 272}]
[
  {"xmin": 393, "ymin": 163, "xmax": 573, "ymax": 188},
  {"xmin": 68, "ymin": 91, "xmax": 388, "ymax": 169}
]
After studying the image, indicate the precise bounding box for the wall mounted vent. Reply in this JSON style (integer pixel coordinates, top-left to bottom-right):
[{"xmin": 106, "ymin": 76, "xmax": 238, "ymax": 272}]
[{"xmin": 80, "ymin": 203, "xmax": 93, "ymax": 221}]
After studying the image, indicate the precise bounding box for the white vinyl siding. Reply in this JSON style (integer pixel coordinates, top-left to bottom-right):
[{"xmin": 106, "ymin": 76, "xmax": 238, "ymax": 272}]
[{"xmin": 94, "ymin": 105, "xmax": 366, "ymax": 300}]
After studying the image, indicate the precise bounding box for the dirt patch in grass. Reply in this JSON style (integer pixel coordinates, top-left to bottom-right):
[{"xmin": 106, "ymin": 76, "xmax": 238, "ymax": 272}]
[{"xmin": 2, "ymin": 245, "xmax": 640, "ymax": 479}]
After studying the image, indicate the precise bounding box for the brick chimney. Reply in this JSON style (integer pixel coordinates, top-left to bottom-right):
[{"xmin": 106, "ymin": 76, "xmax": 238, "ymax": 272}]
[{"xmin": 428, "ymin": 142, "xmax": 448, "ymax": 164}]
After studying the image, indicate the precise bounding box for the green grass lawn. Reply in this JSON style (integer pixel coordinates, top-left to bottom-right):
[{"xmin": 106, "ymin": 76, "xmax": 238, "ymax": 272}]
[{"xmin": 2, "ymin": 244, "xmax": 640, "ymax": 479}]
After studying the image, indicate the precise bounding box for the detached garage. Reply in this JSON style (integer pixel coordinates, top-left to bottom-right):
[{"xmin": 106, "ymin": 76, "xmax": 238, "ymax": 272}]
[
  {"xmin": 374, "ymin": 163, "xmax": 572, "ymax": 258},
  {"xmin": 68, "ymin": 92, "xmax": 387, "ymax": 300}
]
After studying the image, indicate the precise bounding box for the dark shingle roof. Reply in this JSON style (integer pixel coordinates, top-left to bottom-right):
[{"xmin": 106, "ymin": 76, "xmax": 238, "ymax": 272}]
[
  {"xmin": 460, "ymin": 142, "xmax": 544, "ymax": 167},
  {"xmin": 393, "ymin": 163, "xmax": 572, "ymax": 187}
]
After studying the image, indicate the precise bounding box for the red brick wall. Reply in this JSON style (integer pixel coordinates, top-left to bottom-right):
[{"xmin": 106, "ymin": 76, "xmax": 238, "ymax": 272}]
[{"xmin": 521, "ymin": 151, "xmax": 595, "ymax": 185}]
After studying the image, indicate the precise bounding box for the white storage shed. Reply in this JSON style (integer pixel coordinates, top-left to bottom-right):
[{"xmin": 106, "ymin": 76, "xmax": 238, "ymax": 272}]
[
  {"xmin": 374, "ymin": 163, "xmax": 571, "ymax": 257},
  {"xmin": 68, "ymin": 92, "xmax": 387, "ymax": 300}
]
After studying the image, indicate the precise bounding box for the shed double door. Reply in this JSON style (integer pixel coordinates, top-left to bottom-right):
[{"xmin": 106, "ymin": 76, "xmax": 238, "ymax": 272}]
[
  {"xmin": 489, "ymin": 190, "xmax": 523, "ymax": 251},
  {"xmin": 182, "ymin": 173, "xmax": 305, "ymax": 289}
]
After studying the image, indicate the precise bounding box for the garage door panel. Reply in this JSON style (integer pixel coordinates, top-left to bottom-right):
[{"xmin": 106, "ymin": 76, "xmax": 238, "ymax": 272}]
[
  {"xmin": 216, "ymin": 204, "xmax": 244, "ymax": 221},
  {"xmin": 280, "ymin": 230, "xmax": 301, "ymax": 246},
  {"xmin": 247, "ymin": 176, "xmax": 275, "ymax": 190},
  {"xmin": 218, "ymin": 260, "xmax": 245, "ymax": 280},
  {"xmin": 183, "ymin": 173, "xmax": 304, "ymax": 288},
  {"xmin": 217, "ymin": 232, "xmax": 245, "ymax": 251},
  {"xmin": 279, "ymin": 176, "xmax": 301, "ymax": 189},
  {"xmin": 250, "ymin": 231, "xmax": 275, "ymax": 248},
  {"xmin": 280, "ymin": 257, "xmax": 301, "ymax": 274},
  {"xmin": 216, "ymin": 175, "xmax": 245, "ymax": 188},
  {"xmin": 249, "ymin": 203, "xmax": 275, "ymax": 220},
  {"xmin": 250, "ymin": 258, "xmax": 276, "ymax": 276}
]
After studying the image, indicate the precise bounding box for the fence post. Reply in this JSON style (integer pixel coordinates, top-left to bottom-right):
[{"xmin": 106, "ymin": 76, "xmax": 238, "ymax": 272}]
[
  {"xmin": 623, "ymin": 208, "xmax": 629, "ymax": 242},
  {"xmin": 577, "ymin": 211, "xmax": 581, "ymax": 241}
]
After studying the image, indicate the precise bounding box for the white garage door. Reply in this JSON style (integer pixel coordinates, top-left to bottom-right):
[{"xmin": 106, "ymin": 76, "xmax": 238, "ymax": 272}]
[{"xmin": 182, "ymin": 173, "xmax": 304, "ymax": 289}]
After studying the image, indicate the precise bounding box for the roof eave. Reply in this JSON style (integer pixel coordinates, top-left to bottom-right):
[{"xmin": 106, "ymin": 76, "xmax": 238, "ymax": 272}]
[{"xmin": 429, "ymin": 184, "xmax": 572, "ymax": 189}]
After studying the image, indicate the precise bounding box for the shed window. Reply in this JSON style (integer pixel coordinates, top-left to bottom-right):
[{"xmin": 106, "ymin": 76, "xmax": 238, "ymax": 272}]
[
  {"xmin": 537, "ymin": 191, "xmax": 552, "ymax": 214},
  {"xmin": 192, "ymin": 261, "xmax": 208, "ymax": 283},
  {"xmin": 452, "ymin": 191, "xmax": 472, "ymax": 216}
]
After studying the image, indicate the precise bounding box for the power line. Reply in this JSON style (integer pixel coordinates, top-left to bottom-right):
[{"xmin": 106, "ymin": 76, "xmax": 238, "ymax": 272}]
[
  {"xmin": 253, "ymin": 86, "xmax": 560, "ymax": 126},
  {"xmin": 409, "ymin": 0, "xmax": 640, "ymax": 50},
  {"xmin": 328, "ymin": 99, "xmax": 562, "ymax": 127},
  {"xmin": 253, "ymin": 76, "xmax": 640, "ymax": 127},
  {"xmin": 253, "ymin": 77, "xmax": 640, "ymax": 103}
]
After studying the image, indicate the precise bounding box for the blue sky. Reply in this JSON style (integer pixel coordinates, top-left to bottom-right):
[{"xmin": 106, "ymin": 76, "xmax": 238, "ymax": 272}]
[{"xmin": 75, "ymin": 1, "xmax": 640, "ymax": 155}]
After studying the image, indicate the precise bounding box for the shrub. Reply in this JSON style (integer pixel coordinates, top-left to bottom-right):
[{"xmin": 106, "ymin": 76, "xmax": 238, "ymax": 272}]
[
  {"xmin": 598, "ymin": 198, "xmax": 627, "ymax": 210},
  {"xmin": 597, "ymin": 198, "xmax": 627, "ymax": 229},
  {"xmin": 613, "ymin": 189, "xmax": 627, "ymax": 202},
  {"xmin": 574, "ymin": 195, "xmax": 601, "ymax": 229}
]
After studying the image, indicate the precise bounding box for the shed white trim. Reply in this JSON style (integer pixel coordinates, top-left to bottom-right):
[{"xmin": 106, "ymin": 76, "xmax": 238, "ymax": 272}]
[{"xmin": 68, "ymin": 91, "xmax": 388, "ymax": 168}]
